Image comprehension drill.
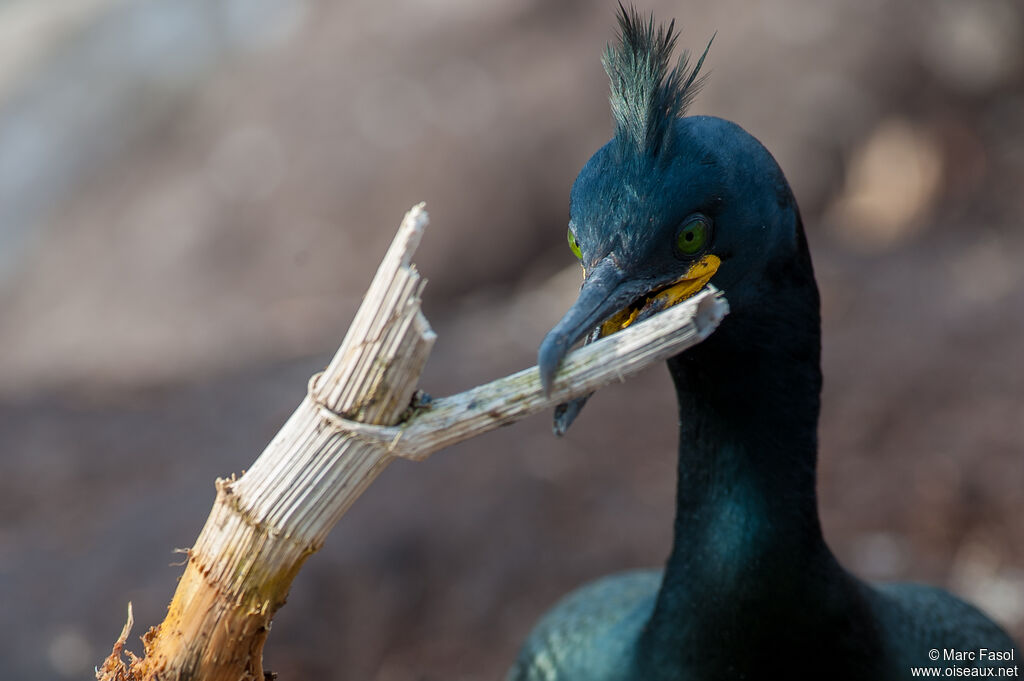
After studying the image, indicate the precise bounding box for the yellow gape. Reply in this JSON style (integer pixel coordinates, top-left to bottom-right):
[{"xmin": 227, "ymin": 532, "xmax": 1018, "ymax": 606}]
[{"xmin": 599, "ymin": 254, "xmax": 720, "ymax": 336}]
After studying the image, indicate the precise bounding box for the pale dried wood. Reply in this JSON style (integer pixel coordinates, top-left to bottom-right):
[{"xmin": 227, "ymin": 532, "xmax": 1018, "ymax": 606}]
[
  {"xmin": 97, "ymin": 203, "xmax": 728, "ymax": 681},
  {"xmin": 316, "ymin": 285, "xmax": 728, "ymax": 462}
]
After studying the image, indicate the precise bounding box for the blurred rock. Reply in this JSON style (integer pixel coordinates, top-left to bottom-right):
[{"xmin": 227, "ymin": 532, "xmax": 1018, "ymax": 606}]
[
  {"xmin": 46, "ymin": 628, "xmax": 93, "ymax": 679},
  {"xmin": 950, "ymin": 536, "xmax": 1024, "ymax": 632},
  {"xmin": 829, "ymin": 119, "xmax": 943, "ymax": 251},
  {"xmin": 850, "ymin": 531, "xmax": 911, "ymax": 582},
  {"xmin": 922, "ymin": 0, "xmax": 1024, "ymax": 95}
]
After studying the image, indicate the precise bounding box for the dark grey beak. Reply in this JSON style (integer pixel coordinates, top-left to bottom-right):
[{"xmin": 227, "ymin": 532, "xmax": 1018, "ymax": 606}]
[
  {"xmin": 541, "ymin": 257, "xmax": 653, "ymax": 435},
  {"xmin": 538, "ymin": 257, "xmax": 632, "ymax": 395},
  {"xmin": 539, "ymin": 254, "xmax": 665, "ymax": 430}
]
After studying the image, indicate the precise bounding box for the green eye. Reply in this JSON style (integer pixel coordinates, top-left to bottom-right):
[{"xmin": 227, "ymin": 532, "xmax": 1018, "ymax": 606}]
[
  {"xmin": 567, "ymin": 228, "xmax": 582, "ymax": 260},
  {"xmin": 675, "ymin": 216, "xmax": 710, "ymax": 256}
]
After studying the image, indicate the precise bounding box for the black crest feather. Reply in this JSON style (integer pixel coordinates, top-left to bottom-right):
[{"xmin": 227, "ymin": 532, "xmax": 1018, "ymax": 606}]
[{"xmin": 602, "ymin": 4, "xmax": 712, "ymax": 160}]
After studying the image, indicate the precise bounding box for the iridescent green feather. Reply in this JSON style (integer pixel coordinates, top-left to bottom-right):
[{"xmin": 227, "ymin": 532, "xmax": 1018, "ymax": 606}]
[{"xmin": 601, "ymin": 4, "xmax": 712, "ymax": 160}]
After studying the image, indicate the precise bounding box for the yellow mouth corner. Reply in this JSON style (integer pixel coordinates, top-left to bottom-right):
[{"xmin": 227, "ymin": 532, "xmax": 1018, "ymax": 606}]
[{"xmin": 599, "ymin": 254, "xmax": 721, "ymax": 336}]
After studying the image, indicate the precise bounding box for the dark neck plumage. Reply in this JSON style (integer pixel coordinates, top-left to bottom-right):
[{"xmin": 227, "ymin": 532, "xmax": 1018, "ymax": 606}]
[{"xmin": 638, "ymin": 223, "xmax": 857, "ymax": 670}]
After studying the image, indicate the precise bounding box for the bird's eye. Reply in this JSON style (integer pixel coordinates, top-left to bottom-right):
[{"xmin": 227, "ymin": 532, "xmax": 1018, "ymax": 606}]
[
  {"xmin": 567, "ymin": 227, "xmax": 582, "ymax": 260},
  {"xmin": 674, "ymin": 216, "xmax": 711, "ymax": 257}
]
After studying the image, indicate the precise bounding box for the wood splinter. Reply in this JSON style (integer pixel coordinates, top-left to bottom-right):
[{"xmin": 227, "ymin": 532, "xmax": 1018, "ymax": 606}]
[{"xmin": 97, "ymin": 203, "xmax": 728, "ymax": 681}]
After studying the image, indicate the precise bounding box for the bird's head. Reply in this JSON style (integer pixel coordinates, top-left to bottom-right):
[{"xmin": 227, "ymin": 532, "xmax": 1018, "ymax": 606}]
[{"xmin": 539, "ymin": 7, "xmax": 807, "ymax": 399}]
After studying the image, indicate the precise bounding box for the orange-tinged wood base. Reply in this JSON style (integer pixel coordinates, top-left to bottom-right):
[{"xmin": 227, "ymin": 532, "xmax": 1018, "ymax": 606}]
[{"xmin": 97, "ymin": 483, "xmax": 312, "ymax": 681}]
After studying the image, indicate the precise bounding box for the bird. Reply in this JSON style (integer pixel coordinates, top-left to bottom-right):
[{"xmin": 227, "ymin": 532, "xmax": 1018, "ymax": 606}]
[{"xmin": 508, "ymin": 6, "xmax": 1020, "ymax": 681}]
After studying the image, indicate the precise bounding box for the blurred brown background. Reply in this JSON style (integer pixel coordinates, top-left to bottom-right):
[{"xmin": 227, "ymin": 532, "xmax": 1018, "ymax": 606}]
[{"xmin": 0, "ymin": 1, "xmax": 1022, "ymax": 679}]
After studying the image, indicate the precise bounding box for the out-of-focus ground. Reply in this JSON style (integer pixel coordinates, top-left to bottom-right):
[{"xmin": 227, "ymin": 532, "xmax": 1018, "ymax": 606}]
[{"xmin": 0, "ymin": 1, "xmax": 1021, "ymax": 679}]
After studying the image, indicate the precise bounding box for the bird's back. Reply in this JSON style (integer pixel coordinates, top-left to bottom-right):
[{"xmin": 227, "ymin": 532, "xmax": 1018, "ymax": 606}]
[
  {"xmin": 507, "ymin": 570, "xmax": 661, "ymax": 681},
  {"xmin": 509, "ymin": 571, "xmax": 1020, "ymax": 681},
  {"xmin": 868, "ymin": 581, "xmax": 1020, "ymax": 675}
]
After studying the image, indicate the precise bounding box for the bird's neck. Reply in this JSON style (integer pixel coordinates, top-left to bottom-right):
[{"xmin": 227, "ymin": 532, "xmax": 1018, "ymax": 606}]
[
  {"xmin": 664, "ymin": 314, "xmax": 825, "ymax": 580},
  {"xmin": 642, "ymin": 246, "xmax": 846, "ymax": 659}
]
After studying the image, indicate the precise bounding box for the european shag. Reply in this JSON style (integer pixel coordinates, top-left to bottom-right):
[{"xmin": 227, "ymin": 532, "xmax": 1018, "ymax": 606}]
[{"xmin": 509, "ymin": 7, "xmax": 1020, "ymax": 681}]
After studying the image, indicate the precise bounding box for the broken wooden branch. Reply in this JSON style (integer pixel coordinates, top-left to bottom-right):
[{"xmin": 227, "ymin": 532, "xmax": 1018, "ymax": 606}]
[{"xmin": 97, "ymin": 203, "xmax": 728, "ymax": 681}]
